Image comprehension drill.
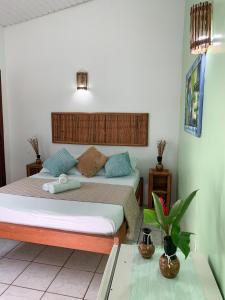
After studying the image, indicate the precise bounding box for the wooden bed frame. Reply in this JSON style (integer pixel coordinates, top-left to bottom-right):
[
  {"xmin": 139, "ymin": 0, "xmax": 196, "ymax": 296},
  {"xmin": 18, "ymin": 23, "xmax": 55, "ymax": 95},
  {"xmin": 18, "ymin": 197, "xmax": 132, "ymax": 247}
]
[{"xmin": 0, "ymin": 178, "xmax": 143, "ymax": 254}]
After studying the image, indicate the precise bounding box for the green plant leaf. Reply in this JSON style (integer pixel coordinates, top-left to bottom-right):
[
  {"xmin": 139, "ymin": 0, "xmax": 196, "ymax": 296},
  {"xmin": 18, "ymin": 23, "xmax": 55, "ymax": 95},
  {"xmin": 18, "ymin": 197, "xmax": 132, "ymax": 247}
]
[
  {"xmin": 174, "ymin": 190, "xmax": 198, "ymax": 225},
  {"xmin": 171, "ymin": 223, "xmax": 180, "ymax": 245},
  {"xmin": 171, "ymin": 224, "xmax": 193, "ymax": 258},
  {"xmin": 143, "ymin": 209, "xmax": 161, "ymax": 229},
  {"xmin": 168, "ymin": 199, "xmax": 182, "ymax": 223},
  {"xmin": 152, "ymin": 193, "xmax": 167, "ymax": 229},
  {"xmin": 177, "ymin": 232, "xmax": 193, "ymax": 258}
]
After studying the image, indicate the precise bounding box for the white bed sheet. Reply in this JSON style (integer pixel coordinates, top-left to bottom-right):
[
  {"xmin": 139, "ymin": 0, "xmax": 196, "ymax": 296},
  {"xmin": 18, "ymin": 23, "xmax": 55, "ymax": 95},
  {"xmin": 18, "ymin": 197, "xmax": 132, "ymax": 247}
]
[{"xmin": 0, "ymin": 170, "xmax": 140, "ymax": 235}]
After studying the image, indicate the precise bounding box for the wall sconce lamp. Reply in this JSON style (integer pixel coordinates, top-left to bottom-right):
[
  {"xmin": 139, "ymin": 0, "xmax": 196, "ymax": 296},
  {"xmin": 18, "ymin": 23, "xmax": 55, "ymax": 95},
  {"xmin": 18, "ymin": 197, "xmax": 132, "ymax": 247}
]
[
  {"xmin": 190, "ymin": 2, "xmax": 212, "ymax": 54},
  {"xmin": 76, "ymin": 72, "xmax": 88, "ymax": 90}
]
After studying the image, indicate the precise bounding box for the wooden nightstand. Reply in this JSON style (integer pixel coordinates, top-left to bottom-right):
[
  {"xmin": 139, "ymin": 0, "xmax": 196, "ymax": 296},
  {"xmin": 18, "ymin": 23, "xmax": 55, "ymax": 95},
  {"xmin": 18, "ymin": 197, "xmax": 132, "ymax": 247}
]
[
  {"xmin": 26, "ymin": 162, "xmax": 42, "ymax": 177},
  {"xmin": 148, "ymin": 168, "xmax": 172, "ymax": 209}
]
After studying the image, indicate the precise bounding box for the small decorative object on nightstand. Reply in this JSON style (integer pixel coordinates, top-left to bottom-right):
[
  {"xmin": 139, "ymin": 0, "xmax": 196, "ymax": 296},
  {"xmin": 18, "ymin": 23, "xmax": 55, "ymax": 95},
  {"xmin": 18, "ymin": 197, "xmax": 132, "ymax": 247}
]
[
  {"xmin": 26, "ymin": 162, "xmax": 42, "ymax": 177},
  {"xmin": 148, "ymin": 168, "xmax": 172, "ymax": 209},
  {"xmin": 156, "ymin": 140, "xmax": 166, "ymax": 171},
  {"xmin": 27, "ymin": 136, "xmax": 42, "ymax": 164}
]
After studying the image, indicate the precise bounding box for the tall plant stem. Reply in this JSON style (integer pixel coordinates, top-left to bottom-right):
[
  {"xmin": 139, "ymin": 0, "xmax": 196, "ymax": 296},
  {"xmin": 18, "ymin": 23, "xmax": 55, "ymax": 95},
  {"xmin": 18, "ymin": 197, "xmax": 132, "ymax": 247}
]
[{"xmin": 164, "ymin": 224, "xmax": 170, "ymax": 236}]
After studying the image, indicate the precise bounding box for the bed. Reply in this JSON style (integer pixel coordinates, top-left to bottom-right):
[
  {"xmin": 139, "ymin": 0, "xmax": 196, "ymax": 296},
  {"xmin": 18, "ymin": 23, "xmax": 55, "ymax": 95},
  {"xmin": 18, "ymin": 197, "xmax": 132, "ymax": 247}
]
[
  {"xmin": 0, "ymin": 171, "xmax": 143, "ymax": 254},
  {"xmin": 0, "ymin": 111, "xmax": 147, "ymax": 254}
]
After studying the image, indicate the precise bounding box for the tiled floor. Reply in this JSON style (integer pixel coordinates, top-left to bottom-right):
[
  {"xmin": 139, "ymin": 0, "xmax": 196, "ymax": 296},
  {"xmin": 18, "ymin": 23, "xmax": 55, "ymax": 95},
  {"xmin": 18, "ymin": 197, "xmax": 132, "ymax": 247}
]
[
  {"xmin": 0, "ymin": 215, "xmax": 162, "ymax": 300},
  {"xmin": 0, "ymin": 240, "xmax": 108, "ymax": 300}
]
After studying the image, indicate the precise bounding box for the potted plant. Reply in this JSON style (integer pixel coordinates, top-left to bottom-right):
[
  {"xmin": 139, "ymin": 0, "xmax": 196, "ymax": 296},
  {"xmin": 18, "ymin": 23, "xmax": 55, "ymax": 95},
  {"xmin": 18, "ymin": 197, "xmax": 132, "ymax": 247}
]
[{"xmin": 144, "ymin": 190, "xmax": 198, "ymax": 279}]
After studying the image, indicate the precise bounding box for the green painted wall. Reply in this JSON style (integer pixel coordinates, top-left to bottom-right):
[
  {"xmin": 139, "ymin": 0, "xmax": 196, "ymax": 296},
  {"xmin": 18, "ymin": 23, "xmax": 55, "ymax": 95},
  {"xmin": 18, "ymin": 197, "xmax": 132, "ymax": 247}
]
[{"xmin": 178, "ymin": 0, "xmax": 225, "ymax": 297}]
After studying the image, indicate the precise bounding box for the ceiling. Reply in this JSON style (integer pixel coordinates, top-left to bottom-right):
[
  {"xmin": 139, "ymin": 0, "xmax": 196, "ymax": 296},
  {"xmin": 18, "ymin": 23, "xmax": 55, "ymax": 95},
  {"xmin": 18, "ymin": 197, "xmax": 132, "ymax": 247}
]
[{"xmin": 0, "ymin": 0, "xmax": 91, "ymax": 27}]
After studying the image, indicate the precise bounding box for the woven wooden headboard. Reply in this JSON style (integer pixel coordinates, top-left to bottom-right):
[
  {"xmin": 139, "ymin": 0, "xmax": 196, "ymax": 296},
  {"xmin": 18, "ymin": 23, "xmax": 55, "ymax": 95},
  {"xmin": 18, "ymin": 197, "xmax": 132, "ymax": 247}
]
[{"xmin": 52, "ymin": 112, "xmax": 149, "ymax": 146}]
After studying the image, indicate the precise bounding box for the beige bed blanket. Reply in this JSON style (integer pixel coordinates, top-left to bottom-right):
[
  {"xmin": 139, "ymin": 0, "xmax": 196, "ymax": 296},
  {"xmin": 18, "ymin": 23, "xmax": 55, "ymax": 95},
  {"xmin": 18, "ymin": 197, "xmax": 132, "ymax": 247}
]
[{"xmin": 0, "ymin": 178, "xmax": 140, "ymax": 239}]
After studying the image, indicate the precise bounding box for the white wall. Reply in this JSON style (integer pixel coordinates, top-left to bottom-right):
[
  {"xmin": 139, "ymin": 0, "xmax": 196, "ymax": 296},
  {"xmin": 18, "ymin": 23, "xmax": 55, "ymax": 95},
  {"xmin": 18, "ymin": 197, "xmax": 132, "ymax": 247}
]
[{"xmin": 4, "ymin": 0, "xmax": 184, "ymax": 203}]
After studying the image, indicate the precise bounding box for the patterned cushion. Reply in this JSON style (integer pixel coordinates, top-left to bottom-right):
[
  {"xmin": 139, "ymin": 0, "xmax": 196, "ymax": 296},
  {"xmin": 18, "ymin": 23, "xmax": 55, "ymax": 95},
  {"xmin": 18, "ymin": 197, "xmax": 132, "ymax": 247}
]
[
  {"xmin": 105, "ymin": 152, "xmax": 133, "ymax": 178},
  {"xmin": 43, "ymin": 148, "xmax": 76, "ymax": 177},
  {"xmin": 77, "ymin": 147, "xmax": 108, "ymax": 177}
]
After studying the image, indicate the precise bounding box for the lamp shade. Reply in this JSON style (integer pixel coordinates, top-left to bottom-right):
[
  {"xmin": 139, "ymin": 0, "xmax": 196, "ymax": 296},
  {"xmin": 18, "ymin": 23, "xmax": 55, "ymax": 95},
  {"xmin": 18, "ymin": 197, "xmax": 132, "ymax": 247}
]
[
  {"xmin": 190, "ymin": 2, "xmax": 212, "ymax": 54},
  {"xmin": 76, "ymin": 72, "xmax": 88, "ymax": 90}
]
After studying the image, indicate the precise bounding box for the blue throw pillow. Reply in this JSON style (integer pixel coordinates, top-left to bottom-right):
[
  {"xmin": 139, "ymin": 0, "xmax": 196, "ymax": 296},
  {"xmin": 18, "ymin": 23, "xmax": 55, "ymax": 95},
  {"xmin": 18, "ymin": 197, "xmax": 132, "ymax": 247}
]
[
  {"xmin": 43, "ymin": 148, "xmax": 77, "ymax": 177},
  {"xmin": 105, "ymin": 152, "xmax": 133, "ymax": 178}
]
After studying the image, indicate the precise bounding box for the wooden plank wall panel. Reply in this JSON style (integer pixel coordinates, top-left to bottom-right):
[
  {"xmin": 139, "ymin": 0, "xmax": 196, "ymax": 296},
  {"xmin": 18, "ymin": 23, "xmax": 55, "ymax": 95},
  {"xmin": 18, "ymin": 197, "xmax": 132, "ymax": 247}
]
[{"xmin": 52, "ymin": 112, "xmax": 148, "ymax": 146}]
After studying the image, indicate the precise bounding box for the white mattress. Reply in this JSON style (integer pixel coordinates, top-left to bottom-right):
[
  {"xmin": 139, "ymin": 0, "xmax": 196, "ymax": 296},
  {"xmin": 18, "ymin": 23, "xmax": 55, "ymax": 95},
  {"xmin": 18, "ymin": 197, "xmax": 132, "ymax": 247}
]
[{"xmin": 0, "ymin": 170, "xmax": 140, "ymax": 235}]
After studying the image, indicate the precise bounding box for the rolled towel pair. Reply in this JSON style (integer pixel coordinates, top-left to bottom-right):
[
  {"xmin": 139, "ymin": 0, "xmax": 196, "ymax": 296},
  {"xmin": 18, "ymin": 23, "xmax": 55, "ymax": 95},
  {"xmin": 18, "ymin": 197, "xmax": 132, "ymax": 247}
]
[
  {"xmin": 42, "ymin": 179, "xmax": 81, "ymax": 194},
  {"xmin": 42, "ymin": 174, "xmax": 69, "ymax": 192}
]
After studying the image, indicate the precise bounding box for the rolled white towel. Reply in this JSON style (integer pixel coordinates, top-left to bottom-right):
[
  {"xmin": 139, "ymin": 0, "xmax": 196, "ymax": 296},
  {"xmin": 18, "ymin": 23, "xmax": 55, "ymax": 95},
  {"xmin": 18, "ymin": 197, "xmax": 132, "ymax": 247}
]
[
  {"xmin": 58, "ymin": 174, "xmax": 68, "ymax": 184},
  {"xmin": 42, "ymin": 183, "xmax": 51, "ymax": 192},
  {"xmin": 42, "ymin": 182, "xmax": 59, "ymax": 192},
  {"xmin": 48, "ymin": 179, "xmax": 81, "ymax": 194}
]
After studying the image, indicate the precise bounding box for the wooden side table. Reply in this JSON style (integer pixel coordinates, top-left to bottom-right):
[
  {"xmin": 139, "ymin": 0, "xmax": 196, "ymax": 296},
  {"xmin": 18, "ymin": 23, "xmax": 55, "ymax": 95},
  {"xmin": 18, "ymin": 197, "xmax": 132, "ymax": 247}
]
[
  {"xmin": 148, "ymin": 168, "xmax": 172, "ymax": 209},
  {"xmin": 26, "ymin": 162, "xmax": 42, "ymax": 177}
]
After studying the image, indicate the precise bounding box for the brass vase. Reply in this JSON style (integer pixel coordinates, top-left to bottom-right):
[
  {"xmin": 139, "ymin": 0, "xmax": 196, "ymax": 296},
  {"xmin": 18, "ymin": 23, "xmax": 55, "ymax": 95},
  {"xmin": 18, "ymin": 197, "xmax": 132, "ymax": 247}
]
[
  {"xmin": 138, "ymin": 228, "xmax": 155, "ymax": 259},
  {"xmin": 159, "ymin": 236, "xmax": 180, "ymax": 279}
]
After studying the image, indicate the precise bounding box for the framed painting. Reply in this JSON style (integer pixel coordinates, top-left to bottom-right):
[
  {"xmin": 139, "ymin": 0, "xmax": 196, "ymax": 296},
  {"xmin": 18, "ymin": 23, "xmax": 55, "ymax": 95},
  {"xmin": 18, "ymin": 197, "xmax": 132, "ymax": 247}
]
[{"xmin": 184, "ymin": 54, "xmax": 206, "ymax": 137}]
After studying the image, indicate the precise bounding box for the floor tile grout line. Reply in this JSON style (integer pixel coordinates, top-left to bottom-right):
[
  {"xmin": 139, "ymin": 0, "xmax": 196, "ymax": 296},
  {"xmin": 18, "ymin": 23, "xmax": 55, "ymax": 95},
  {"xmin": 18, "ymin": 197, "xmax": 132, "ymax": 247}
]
[
  {"xmin": 62, "ymin": 264, "xmax": 101, "ymax": 272},
  {"xmin": 31, "ymin": 245, "xmax": 48, "ymax": 263},
  {"xmin": 94, "ymin": 254, "xmax": 104, "ymax": 274},
  {"xmin": 42, "ymin": 290, "xmax": 83, "ymax": 299},
  {"xmin": 0, "ymin": 283, "xmax": 11, "ymax": 297},
  {"xmin": 2, "ymin": 256, "xmax": 67, "ymax": 267},
  {"xmin": 80, "ymin": 256, "xmax": 106, "ymax": 298},
  {"xmin": 2, "ymin": 284, "xmax": 45, "ymax": 299},
  {"xmin": 4, "ymin": 242, "xmax": 47, "ymax": 262},
  {"xmin": 11, "ymin": 284, "xmax": 47, "ymax": 293},
  {"xmin": 39, "ymin": 248, "xmax": 76, "ymax": 299},
  {"xmin": 0, "ymin": 260, "xmax": 35, "ymax": 298},
  {"xmin": 1, "ymin": 256, "xmax": 105, "ymax": 274},
  {"xmin": 1, "ymin": 240, "xmax": 22, "ymax": 258},
  {"xmin": 82, "ymin": 254, "xmax": 103, "ymax": 300},
  {"xmin": 61, "ymin": 249, "xmax": 75, "ymax": 268},
  {"xmin": 42, "ymin": 250, "xmax": 102, "ymax": 299},
  {"xmin": 82, "ymin": 271, "xmax": 96, "ymax": 300},
  {"xmin": 5, "ymin": 245, "xmax": 48, "ymax": 291},
  {"xmin": 9, "ymin": 260, "xmax": 34, "ymax": 286},
  {"xmin": 1, "ymin": 244, "xmax": 108, "ymax": 298},
  {"xmin": 34, "ymin": 247, "xmax": 74, "ymax": 266}
]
